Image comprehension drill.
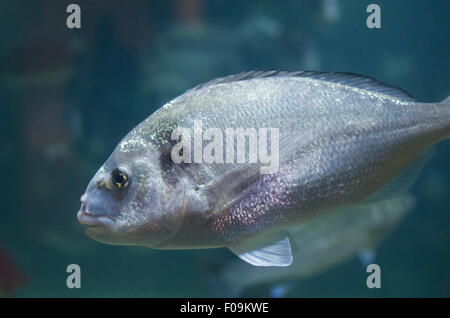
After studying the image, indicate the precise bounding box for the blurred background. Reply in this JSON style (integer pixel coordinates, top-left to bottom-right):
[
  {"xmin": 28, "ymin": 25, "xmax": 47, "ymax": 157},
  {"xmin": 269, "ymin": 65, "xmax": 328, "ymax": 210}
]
[{"xmin": 0, "ymin": 0, "xmax": 449, "ymax": 297}]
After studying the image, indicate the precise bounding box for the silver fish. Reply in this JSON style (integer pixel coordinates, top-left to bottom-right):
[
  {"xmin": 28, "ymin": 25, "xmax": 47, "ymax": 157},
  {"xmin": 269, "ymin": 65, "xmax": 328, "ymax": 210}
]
[
  {"xmin": 77, "ymin": 71, "xmax": 450, "ymax": 267},
  {"xmin": 220, "ymin": 194, "xmax": 415, "ymax": 293}
]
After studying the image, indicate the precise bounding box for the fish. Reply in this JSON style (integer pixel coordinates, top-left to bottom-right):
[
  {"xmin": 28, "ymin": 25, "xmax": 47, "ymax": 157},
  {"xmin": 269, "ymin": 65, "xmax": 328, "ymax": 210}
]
[
  {"xmin": 77, "ymin": 71, "xmax": 450, "ymax": 267},
  {"xmin": 219, "ymin": 194, "xmax": 415, "ymax": 295}
]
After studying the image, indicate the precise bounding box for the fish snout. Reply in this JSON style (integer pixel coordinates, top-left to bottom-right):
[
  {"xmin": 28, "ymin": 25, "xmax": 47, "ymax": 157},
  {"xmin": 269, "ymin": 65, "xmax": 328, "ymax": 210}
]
[
  {"xmin": 77, "ymin": 191, "xmax": 110, "ymax": 218},
  {"xmin": 78, "ymin": 194, "xmax": 92, "ymax": 220},
  {"xmin": 80, "ymin": 193, "xmax": 88, "ymax": 212},
  {"xmin": 77, "ymin": 193, "xmax": 119, "ymax": 232},
  {"xmin": 77, "ymin": 193, "xmax": 98, "ymax": 226}
]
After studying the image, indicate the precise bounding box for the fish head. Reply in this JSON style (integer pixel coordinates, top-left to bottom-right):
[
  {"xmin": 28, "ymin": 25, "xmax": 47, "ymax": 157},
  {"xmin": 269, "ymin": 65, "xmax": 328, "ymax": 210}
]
[{"xmin": 77, "ymin": 134, "xmax": 188, "ymax": 248}]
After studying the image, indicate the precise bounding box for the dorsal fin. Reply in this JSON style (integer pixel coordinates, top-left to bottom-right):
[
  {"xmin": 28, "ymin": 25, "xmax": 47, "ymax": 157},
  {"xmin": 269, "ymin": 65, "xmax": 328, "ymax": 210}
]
[{"xmin": 186, "ymin": 70, "xmax": 415, "ymax": 101}]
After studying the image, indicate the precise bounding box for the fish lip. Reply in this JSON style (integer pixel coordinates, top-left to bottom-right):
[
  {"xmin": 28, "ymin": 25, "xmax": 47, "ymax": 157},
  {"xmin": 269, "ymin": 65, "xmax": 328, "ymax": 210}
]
[
  {"xmin": 77, "ymin": 209, "xmax": 119, "ymax": 232},
  {"xmin": 77, "ymin": 210, "xmax": 103, "ymax": 227}
]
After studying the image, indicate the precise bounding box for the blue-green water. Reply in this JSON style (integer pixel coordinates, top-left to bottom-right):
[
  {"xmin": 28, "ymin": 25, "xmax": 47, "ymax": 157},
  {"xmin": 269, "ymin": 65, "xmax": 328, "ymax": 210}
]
[{"xmin": 0, "ymin": 0, "xmax": 449, "ymax": 297}]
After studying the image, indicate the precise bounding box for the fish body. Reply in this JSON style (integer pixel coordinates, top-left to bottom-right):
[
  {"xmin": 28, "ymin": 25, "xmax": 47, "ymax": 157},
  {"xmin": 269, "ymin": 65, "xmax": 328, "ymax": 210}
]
[{"xmin": 77, "ymin": 71, "xmax": 450, "ymax": 266}]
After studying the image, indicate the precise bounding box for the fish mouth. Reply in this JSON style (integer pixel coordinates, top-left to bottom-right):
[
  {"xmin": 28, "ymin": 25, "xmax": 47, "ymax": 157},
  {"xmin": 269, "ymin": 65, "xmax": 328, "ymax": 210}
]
[
  {"xmin": 77, "ymin": 195, "xmax": 119, "ymax": 233},
  {"xmin": 77, "ymin": 210, "xmax": 120, "ymax": 237},
  {"xmin": 77, "ymin": 210, "xmax": 110, "ymax": 227}
]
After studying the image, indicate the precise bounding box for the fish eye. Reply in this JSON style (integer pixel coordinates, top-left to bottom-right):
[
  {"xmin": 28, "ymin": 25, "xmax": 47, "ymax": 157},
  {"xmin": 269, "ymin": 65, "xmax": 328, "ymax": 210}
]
[{"xmin": 111, "ymin": 167, "xmax": 129, "ymax": 190}]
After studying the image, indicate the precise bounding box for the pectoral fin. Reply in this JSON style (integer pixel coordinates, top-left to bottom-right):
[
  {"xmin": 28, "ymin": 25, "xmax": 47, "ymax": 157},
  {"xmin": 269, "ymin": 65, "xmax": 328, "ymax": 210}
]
[{"xmin": 228, "ymin": 233, "xmax": 293, "ymax": 267}]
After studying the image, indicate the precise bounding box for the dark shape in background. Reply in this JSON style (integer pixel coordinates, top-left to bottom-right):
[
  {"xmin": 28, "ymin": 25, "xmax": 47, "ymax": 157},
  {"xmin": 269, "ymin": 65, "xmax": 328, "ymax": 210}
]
[{"xmin": 0, "ymin": 244, "xmax": 27, "ymax": 296}]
